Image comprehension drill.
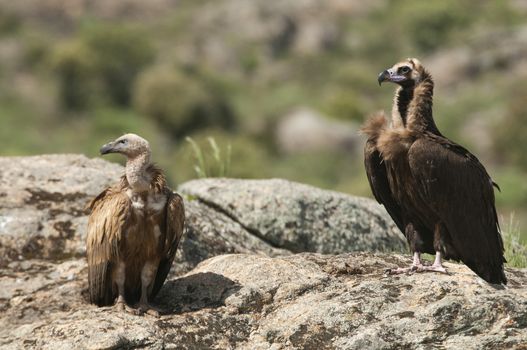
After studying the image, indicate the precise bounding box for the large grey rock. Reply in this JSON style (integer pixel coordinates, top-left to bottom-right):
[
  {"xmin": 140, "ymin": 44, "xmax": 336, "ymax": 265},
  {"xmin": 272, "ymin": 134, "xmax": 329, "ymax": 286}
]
[
  {"xmin": 0, "ymin": 155, "xmax": 122, "ymax": 266},
  {"xmin": 0, "ymin": 155, "xmax": 403, "ymax": 273},
  {"xmin": 174, "ymin": 199, "xmax": 289, "ymax": 276},
  {"xmin": 0, "ymin": 155, "xmax": 286, "ymax": 273},
  {"xmin": 1, "ymin": 253, "xmax": 525, "ymax": 349},
  {"xmin": 179, "ymin": 178, "xmax": 407, "ymax": 254}
]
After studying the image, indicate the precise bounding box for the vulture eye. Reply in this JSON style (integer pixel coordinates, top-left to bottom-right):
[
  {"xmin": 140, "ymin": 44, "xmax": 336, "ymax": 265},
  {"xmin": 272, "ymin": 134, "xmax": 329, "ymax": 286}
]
[
  {"xmin": 400, "ymin": 66, "xmax": 411, "ymax": 74},
  {"xmin": 118, "ymin": 139, "xmax": 127, "ymax": 144}
]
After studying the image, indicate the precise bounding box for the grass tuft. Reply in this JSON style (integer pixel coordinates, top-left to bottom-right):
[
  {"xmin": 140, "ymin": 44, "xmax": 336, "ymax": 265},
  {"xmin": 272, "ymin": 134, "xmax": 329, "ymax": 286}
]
[
  {"xmin": 186, "ymin": 136, "xmax": 231, "ymax": 178},
  {"xmin": 502, "ymin": 214, "xmax": 527, "ymax": 268}
]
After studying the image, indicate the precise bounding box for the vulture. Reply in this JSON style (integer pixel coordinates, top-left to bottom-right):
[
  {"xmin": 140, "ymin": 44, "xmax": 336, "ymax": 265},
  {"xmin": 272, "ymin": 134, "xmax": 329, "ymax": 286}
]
[
  {"xmin": 362, "ymin": 58, "xmax": 506, "ymax": 284},
  {"xmin": 86, "ymin": 133, "xmax": 185, "ymax": 314}
]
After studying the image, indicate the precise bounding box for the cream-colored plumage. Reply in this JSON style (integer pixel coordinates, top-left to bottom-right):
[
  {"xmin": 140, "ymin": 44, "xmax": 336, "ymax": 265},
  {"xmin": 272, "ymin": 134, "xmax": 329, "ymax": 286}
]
[{"xmin": 86, "ymin": 134, "xmax": 185, "ymax": 314}]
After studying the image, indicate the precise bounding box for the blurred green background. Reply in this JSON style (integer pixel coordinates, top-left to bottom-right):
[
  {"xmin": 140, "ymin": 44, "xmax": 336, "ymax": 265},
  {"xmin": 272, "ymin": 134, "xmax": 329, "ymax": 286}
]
[{"xmin": 0, "ymin": 0, "xmax": 525, "ymax": 240}]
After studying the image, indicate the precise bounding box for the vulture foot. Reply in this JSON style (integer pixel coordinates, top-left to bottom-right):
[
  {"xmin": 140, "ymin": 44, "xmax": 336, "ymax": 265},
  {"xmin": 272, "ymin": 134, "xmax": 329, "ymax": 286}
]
[
  {"xmin": 414, "ymin": 252, "xmax": 448, "ymax": 274},
  {"xmin": 385, "ymin": 252, "xmax": 424, "ymax": 275},
  {"xmin": 134, "ymin": 302, "xmax": 163, "ymax": 317},
  {"xmin": 113, "ymin": 296, "xmax": 137, "ymax": 314},
  {"xmin": 416, "ymin": 264, "xmax": 448, "ymax": 274}
]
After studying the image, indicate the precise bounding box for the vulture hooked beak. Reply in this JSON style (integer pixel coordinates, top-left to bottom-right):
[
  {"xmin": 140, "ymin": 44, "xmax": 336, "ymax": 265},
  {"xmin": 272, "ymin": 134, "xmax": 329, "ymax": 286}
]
[
  {"xmin": 377, "ymin": 69, "xmax": 406, "ymax": 86},
  {"xmin": 100, "ymin": 142, "xmax": 116, "ymax": 155},
  {"xmin": 378, "ymin": 70, "xmax": 390, "ymax": 86}
]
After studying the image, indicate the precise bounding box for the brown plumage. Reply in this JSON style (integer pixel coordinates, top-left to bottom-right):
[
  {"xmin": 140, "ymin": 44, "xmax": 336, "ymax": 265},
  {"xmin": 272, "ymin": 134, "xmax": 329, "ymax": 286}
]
[
  {"xmin": 362, "ymin": 58, "xmax": 506, "ymax": 284},
  {"xmin": 86, "ymin": 133, "xmax": 185, "ymax": 314}
]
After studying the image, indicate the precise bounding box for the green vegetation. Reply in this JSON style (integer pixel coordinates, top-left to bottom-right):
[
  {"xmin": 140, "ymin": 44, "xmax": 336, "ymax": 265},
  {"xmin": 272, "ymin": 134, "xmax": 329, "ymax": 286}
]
[
  {"xmin": 186, "ymin": 137, "xmax": 231, "ymax": 178},
  {"xmin": 0, "ymin": 0, "xmax": 525, "ymax": 244},
  {"xmin": 134, "ymin": 67, "xmax": 236, "ymax": 138},
  {"xmin": 50, "ymin": 23, "xmax": 154, "ymax": 108},
  {"xmin": 503, "ymin": 215, "xmax": 527, "ymax": 268}
]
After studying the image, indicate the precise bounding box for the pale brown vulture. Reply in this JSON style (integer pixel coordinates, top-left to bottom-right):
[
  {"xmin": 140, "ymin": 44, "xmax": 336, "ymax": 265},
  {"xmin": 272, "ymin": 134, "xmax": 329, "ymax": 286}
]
[
  {"xmin": 362, "ymin": 58, "xmax": 506, "ymax": 284},
  {"xmin": 86, "ymin": 133, "xmax": 185, "ymax": 314}
]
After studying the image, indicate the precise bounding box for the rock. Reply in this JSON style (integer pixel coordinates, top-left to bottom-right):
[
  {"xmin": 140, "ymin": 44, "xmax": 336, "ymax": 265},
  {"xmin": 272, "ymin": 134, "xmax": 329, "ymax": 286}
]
[
  {"xmin": 276, "ymin": 108, "xmax": 361, "ymax": 154},
  {"xmin": 0, "ymin": 155, "xmax": 524, "ymax": 349},
  {"xmin": 0, "ymin": 155, "xmax": 286, "ymax": 273},
  {"xmin": 173, "ymin": 199, "xmax": 289, "ymax": 276},
  {"xmin": 0, "ymin": 155, "xmax": 403, "ymax": 273},
  {"xmin": 0, "ymin": 155, "xmax": 122, "ymax": 266},
  {"xmin": 179, "ymin": 178, "xmax": 407, "ymax": 254},
  {"xmin": 1, "ymin": 253, "xmax": 526, "ymax": 349}
]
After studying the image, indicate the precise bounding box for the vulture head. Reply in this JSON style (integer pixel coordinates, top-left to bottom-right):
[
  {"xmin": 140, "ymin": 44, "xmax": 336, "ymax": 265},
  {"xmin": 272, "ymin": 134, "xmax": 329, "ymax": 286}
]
[
  {"xmin": 100, "ymin": 133, "xmax": 151, "ymax": 158},
  {"xmin": 377, "ymin": 58, "xmax": 425, "ymax": 88}
]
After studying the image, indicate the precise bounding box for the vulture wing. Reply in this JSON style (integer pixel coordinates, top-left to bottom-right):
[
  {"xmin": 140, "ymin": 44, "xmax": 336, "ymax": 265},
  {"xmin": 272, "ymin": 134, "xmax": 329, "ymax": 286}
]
[
  {"xmin": 408, "ymin": 136, "xmax": 506, "ymax": 284},
  {"xmin": 86, "ymin": 188, "xmax": 131, "ymax": 305},
  {"xmin": 364, "ymin": 139, "xmax": 405, "ymax": 233},
  {"xmin": 151, "ymin": 192, "xmax": 185, "ymax": 298}
]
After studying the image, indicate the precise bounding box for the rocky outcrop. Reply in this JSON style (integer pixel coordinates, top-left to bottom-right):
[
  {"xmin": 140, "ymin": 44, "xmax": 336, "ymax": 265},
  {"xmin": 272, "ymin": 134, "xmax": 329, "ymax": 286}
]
[
  {"xmin": 180, "ymin": 178, "xmax": 406, "ymax": 254},
  {"xmin": 1, "ymin": 154, "xmax": 526, "ymax": 349},
  {"xmin": 1, "ymin": 253, "xmax": 526, "ymax": 349},
  {"xmin": 0, "ymin": 155, "xmax": 404, "ymax": 274}
]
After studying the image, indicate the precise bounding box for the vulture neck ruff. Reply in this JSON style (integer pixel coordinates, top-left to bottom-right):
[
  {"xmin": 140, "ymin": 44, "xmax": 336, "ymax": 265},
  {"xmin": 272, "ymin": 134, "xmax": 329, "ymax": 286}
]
[
  {"xmin": 125, "ymin": 152, "xmax": 152, "ymax": 193},
  {"xmin": 393, "ymin": 73, "xmax": 441, "ymax": 135}
]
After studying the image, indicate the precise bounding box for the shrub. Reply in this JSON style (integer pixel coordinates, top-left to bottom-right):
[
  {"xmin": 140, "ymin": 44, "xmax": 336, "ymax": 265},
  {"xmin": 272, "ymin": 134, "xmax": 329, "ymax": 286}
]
[
  {"xmin": 399, "ymin": 0, "xmax": 470, "ymax": 53},
  {"xmin": 494, "ymin": 81, "xmax": 527, "ymax": 171},
  {"xmin": 50, "ymin": 40, "xmax": 96, "ymax": 110},
  {"xmin": 133, "ymin": 67, "xmax": 236, "ymax": 138},
  {"xmin": 51, "ymin": 23, "xmax": 154, "ymax": 109},
  {"xmin": 81, "ymin": 23, "xmax": 154, "ymax": 106},
  {"xmin": 322, "ymin": 89, "xmax": 366, "ymax": 122}
]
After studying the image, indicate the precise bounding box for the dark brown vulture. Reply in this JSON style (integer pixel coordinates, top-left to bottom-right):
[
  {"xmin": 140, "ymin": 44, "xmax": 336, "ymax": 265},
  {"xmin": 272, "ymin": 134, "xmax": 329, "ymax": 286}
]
[
  {"xmin": 86, "ymin": 133, "xmax": 185, "ymax": 314},
  {"xmin": 362, "ymin": 58, "xmax": 506, "ymax": 284}
]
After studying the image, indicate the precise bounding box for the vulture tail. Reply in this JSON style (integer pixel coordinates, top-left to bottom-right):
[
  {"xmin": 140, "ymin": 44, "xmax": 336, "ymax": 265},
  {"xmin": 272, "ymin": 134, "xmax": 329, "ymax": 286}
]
[{"xmin": 465, "ymin": 260, "xmax": 507, "ymax": 285}]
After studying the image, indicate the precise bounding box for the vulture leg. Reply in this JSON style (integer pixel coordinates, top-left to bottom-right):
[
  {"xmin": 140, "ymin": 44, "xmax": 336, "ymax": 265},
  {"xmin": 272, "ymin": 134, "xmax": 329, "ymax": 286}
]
[
  {"xmin": 418, "ymin": 251, "xmax": 447, "ymax": 274},
  {"xmin": 112, "ymin": 261, "xmax": 136, "ymax": 313},
  {"xmin": 386, "ymin": 252, "xmax": 424, "ymax": 274},
  {"xmin": 135, "ymin": 260, "xmax": 162, "ymax": 316}
]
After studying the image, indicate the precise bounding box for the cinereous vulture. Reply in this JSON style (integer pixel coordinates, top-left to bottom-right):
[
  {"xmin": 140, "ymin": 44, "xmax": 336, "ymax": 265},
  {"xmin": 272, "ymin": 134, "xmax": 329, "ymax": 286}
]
[
  {"xmin": 361, "ymin": 58, "xmax": 506, "ymax": 284},
  {"xmin": 86, "ymin": 133, "xmax": 185, "ymax": 314}
]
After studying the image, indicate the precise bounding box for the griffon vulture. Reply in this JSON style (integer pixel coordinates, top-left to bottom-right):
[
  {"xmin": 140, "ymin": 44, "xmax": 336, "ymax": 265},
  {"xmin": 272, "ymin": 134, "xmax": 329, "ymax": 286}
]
[
  {"xmin": 86, "ymin": 133, "xmax": 185, "ymax": 314},
  {"xmin": 362, "ymin": 58, "xmax": 506, "ymax": 284}
]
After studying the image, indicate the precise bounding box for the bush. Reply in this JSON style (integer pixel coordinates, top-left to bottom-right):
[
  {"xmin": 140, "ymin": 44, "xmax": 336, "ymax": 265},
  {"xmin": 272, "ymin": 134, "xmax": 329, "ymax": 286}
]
[
  {"xmin": 50, "ymin": 40, "xmax": 96, "ymax": 110},
  {"xmin": 494, "ymin": 82, "xmax": 527, "ymax": 171},
  {"xmin": 398, "ymin": 0, "xmax": 470, "ymax": 53},
  {"xmin": 81, "ymin": 23, "xmax": 154, "ymax": 106},
  {"xmin": 51, "ymin": 23, "xmax": 154, "ymax": 109},
  {"xmin": 322, "ymin": 89, "xmax": 366, "ymax": 122},
  {"xmin": 134, "ymin": 67, "xmax": 236, "ymax": 138}
]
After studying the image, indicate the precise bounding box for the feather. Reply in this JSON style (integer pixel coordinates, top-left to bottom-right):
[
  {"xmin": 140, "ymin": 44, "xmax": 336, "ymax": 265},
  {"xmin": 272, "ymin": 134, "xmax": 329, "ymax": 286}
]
[{"xmin": 86, "ymin": 188, "xmax": 130, "ymax": 305}]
